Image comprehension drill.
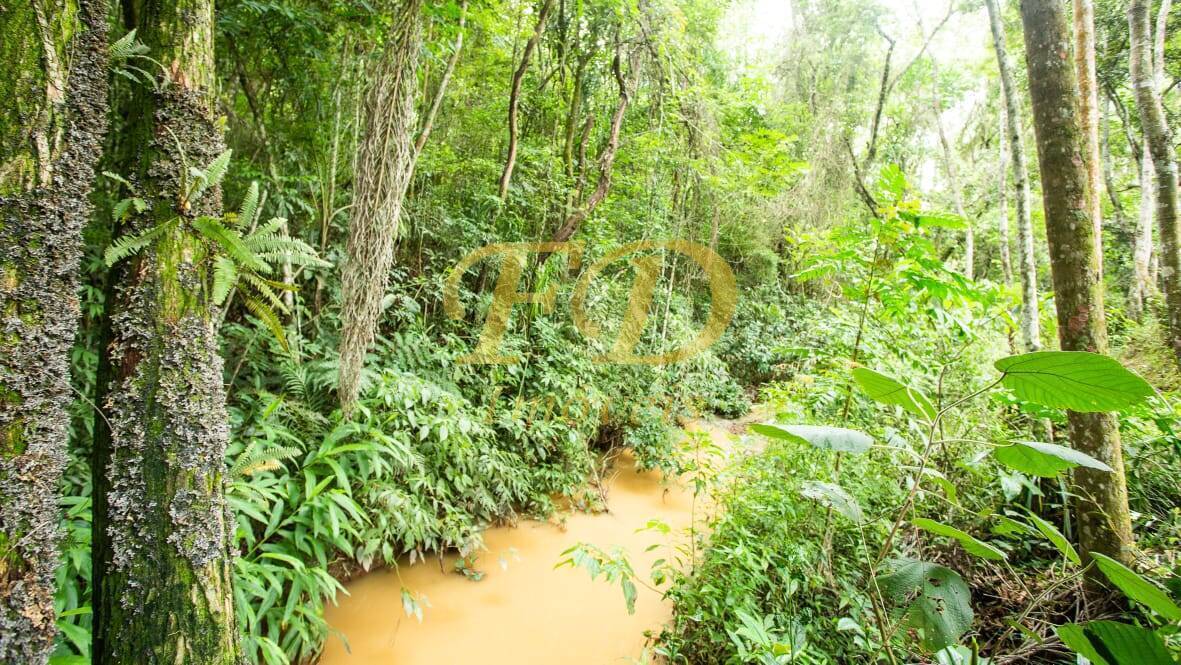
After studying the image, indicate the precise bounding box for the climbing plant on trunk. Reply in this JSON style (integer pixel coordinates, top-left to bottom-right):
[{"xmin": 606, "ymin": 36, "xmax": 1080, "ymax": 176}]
[
  {"xmin": 1020, "ymin": 0, "xmax": 1134, "ymax": 576},
  {"xmin": 338, "ymin": 0, "xmax": 425, "ymax": 413},
  {"xmin": 0, "ymin": 0, "xmax": 110, "ymax": 661},
  {"xmin": 91, "ymin": 0, "xmax": 241, "ymax": 660}
]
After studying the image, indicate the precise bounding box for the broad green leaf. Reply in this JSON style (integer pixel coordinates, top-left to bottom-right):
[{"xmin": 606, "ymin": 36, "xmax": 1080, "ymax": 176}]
[
  {"xmin": 995, "ymin": 352, "xmax": 1154, "ymax": 412},
  {"xmin": 748, "ymin": 423, "xmax": 872, "ymax": 454},
  {"xmin": 1021, "ymin": 508, "xmax": 1080, "ymax": 565},
  {"xmin": 993, "ymin": 441, "xmax": 1113, "ymax": 477},
  {"xmin": 992, "ymin": 515, "xmax": 1034, "ymax": 537},
  {"xmin": 914, "ymin": 210, "xmax": 967, "ymax": 230},
  {"xmin": 853, "ymin": 367, "xmax": 937, "ymax": 420},
  {"xmin": 800, "ymin": 481, "xmax": 865, "ymax": 523},
  {"xmin": 1091, "ymin": 553, "xmax": 1181, "ymax": 621},
  {"xmin": 879, "ymin": 558, "xmax": 974, "ymax": 652},
  {"xmin": 912, "ymin": 518, "xmax": 1006, "ymax": 561},
  {"xmin": 1057, "ymin": 621, "xmax": 1178, "ymax": 665}
]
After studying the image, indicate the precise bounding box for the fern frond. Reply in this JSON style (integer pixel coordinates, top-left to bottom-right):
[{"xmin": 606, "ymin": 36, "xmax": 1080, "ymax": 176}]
[
  {"xmin": 230, "ymin": 442, "xmax": 301, "ymax": 478},
  {"xmin": 191, "ymin": 216, "xmax": 268, "ymax": 273},
  {"xmin": 240, "ymin": 273, "xmax": 290, "ymax": 314},
  {"xmin": 237, "ymin": 181, "xmax": 261, "ymax": 229},
  {"xmin": 109, "ymin": 29, "xmax": 149, "ymax": 60},
  {"xmin": 103, "ymin": 219, "xmax": 174, "ymax": 266},
  {"xmin": 247, "ymin": 234, "xmax": 329, "ymax": 269},
  {"xmin": 212, "ymin": 255, "xmax": 238, "ymax": 306},
  {"xmin": 244, "ymin": 296, "xmax": 289, "ymax": 351},
  {"xmin": 189, "ymin": 149, "xmax": 232, "ymax": 202}
]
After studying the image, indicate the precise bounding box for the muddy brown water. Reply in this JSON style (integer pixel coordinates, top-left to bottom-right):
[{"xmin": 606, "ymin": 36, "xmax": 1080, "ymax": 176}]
[{"xmin": 319, "ymin": 421, "xmax": 739, "ymax": 664}]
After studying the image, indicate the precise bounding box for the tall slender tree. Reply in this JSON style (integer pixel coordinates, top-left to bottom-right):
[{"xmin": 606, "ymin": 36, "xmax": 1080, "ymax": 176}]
[
  {"xmin": 986, "ymin": 0, "xmax": 1041, "ymax": 351},
  {"xmin": 1020, "ymin": 0, "xmax": 1134, "ymax": 576},
  {"xmin": 1130, "ymin": 0, "xmax": 1181, "ymax": 364},
  {"xmin": 1075, "ymin": 0, "xmax": 1103, "ymax": 276},
  {"xmin": 0, "ymin": 0, "xmax": 110, "ymax": 660},
  {"xmin": 498, "ymin": 0, "xmax": 555, "ymax": 199},
  {"xmin": 998, "ymin": 98, "xmax": 1013, "ymax": 284},
  {"xmin": 92, "ymin": 0, "xmax": 240, "ymax": 660}
]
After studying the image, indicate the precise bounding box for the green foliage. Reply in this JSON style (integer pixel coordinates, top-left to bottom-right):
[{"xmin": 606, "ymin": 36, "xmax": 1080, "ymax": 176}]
[
  {"xmin": 1091, "ymin": 553, "xmax": 1181, "ymax": 622},
  {"xmin": 879, "ymin": 558, "xmax": 975, "ymax": 652},
  {"xmin": 996, "ymin": 351, "xmax": 1156, "ymax": 412},
  {"xmin": 992, "ymin": 440, "xmax": 1114, "ymax": 476},
  {"xmin": 853, "ymin": 367, "xmax": 937, "ymax": 420},
  {"xmin": 750, "ymin": 423, "xmax": 873, "ymax": 454},
  {"xmin": 1057, "ymin": 621, "xmax": 1179, "ymax": 665},
  {"xmin": 911, "ymin": 518, "xmax": 1007, "ymax": 561}
]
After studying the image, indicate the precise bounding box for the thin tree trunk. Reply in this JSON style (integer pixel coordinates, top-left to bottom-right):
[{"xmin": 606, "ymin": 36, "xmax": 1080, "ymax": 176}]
[
  {"xmin": 1133, "ymin": 141, "xmax": 1156, "ymax": 319},
  {"xmin": 1130, "ymin": 0, "xmax": 1181, "ymax": 364},
  {"xmin": 415, "ymin": 0, "xmax": 467, "ymax": 156},
  {"xmin": 338, "ymin": 0, "xmax": 425, "ymax": 412},
  {"xmin": 0, "ymin": 0, "xmax": 110, "ymax": 661},
  {"xmin": 987, "ymin": 0, "xmax": 1041, "ymax": 351},
  {"xmin": 548, "ymin": 36, "xmax": 634, "ymax": 247},
  {"xmin": 92, "ymin": 0, "xmax": 241, "ymax": 659},
  {"xmin": 932, "ymin": 92, "xmax": 972, "ymax": 279},
  {"xmin": 1021, "ymin": 0, "xmax": 1135, "ymax": 578},
  {"xmin": 498, "ymin": 0, "xmax": 554, "ymax": 200},
  {"xmin": 998, "ymin": 96, "xmax": 1014, "ymax": 284},
  {"xmin": 1075, "ymin": 0, "xmax": 1104, "ymax": 277}
]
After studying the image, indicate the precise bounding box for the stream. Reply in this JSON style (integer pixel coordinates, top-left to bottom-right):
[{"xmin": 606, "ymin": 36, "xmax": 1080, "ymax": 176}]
[{"xmin": 319, "ymin": 420, "xmax": 739, "ymax": 664}]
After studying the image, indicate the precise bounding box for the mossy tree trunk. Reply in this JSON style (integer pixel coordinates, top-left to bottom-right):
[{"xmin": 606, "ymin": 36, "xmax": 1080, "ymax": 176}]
[
  {"xmin": 986, "ymin": 0, "xmax": 1041, "ymax": 351},
  {"xmin": 0, "ymin": 0, "xmax": 110, "ymax": 661},
  {"xmin": 1130, "ymin": 0, "xmax": 1181, "ymax": 364},
  {"xmin": 1020, "ymin": 0, "xmax": 1135, "ymax": 578},
  {"xmin": 91, "ymin": 0, "xmax": 240, "ymax": 661}
]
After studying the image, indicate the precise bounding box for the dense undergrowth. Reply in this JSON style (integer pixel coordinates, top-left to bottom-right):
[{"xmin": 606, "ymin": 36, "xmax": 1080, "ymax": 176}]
[{"xmin": 648, "ymin": 173, "xmax": 1181, "ymax": 663}]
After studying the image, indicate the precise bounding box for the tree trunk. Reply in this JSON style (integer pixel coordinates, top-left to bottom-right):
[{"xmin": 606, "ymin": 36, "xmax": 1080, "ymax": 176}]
[
  {"xmin": 1020, "ymin": 0, "xmax": 1135, "ymax": 578},
  {"xmin": 998, "ymin": 96, "xmax": 1013, "ymax": 284},
  {"xmin": 1075, "ymin": 0, "xmax": 1104, "ymax": 277},
  {"xmin": 1131, "ymin": 0, "xmax": 1181, "ymax": 363},
  {"xmin": 933, "ymin": 94, "xmax": 972, "ymax": 279},
  {"xmin": 91, "ymin": 0, "xmax": 241, "ymax": 660},
  {"xmin": 0, "ymin": 0, "xmax": 109, "ymax": 661},
  {"xmin": 987, "ymin": 0, "xmax": 1041, "ymax": 351},
  {"xmin": 338, "ymin": 0, "xmax": 424, "ymax": 412},
  {"xmin": 497, "ymin": 0, "xmax": 554, "ymax": 200},
  {"xmin": 1133, "ymin": 141, "xmax": 1156, "ymax": 320}
]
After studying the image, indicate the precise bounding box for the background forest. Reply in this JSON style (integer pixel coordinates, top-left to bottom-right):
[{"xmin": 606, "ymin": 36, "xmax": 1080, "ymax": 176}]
[{"xmin": 3, "ymin": 0, "xmax": 1181, "ymax": 663}]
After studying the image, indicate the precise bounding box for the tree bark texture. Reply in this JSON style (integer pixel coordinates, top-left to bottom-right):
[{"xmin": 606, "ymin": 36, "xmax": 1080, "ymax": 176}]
[
  {"xmin": 1074, "ymin": 0, "xmax": 1104, "ymax": 277},
  {"xmin": 1021, "ymin": 0, "xmax": 1135, "ymax": 576},
  {"xmin": 1130, "ymin": 0, "xmax": 1181, "ymax": 364},
  {"xmin": 0, "ymin": 0, "xmax": 110, "ymax": 661},
  {"xmin": 92, "ymin": 0, "xmax": 241, "ymax": 660},
  {"xmin": 338, "ymin": 0, "xmax": 424, "ymax": 412},
  {"xmin": 987, "ymin": 0, "xmax": 1041, "ymax": 351},
  {"xmin": 998, "ymin": 96, "xmax": 1013, "ymax": 284}
]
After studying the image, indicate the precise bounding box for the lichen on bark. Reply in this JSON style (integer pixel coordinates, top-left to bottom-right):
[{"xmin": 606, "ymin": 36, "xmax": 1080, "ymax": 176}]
[
  {"xmin": 1020, "ymin": 0, "xmax": 1135, "ymax": 579},
  {"xmin": 0, "ymin": 0, "xmax": 110, "ymax": 661}
]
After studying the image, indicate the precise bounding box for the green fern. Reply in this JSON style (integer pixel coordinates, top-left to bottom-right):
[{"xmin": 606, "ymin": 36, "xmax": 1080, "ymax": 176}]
[
  {"xmin": 212, "ymin": 256, "xmax": 238, "ymax": 306},
  {"xmin": 103, "ymin": 219, "xmax": 176, "ymax": 266},
  {"xmin": 187, "ymin": 149, "xmax": 233, "ymax": 204},
  {"xmin": 230, "ymin": 442, "xmax": 301, "ymax": 478},
  {"xmin": 236, "ymin": 181, "xmax": 262, "ymax": 228},
  {"xmin": 192, "ymin": 216, "xmax": 268, "ymax": 273},
  {"xmin": 244, "ymin": 296, "xmax": 290, "ymax": 351}
]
